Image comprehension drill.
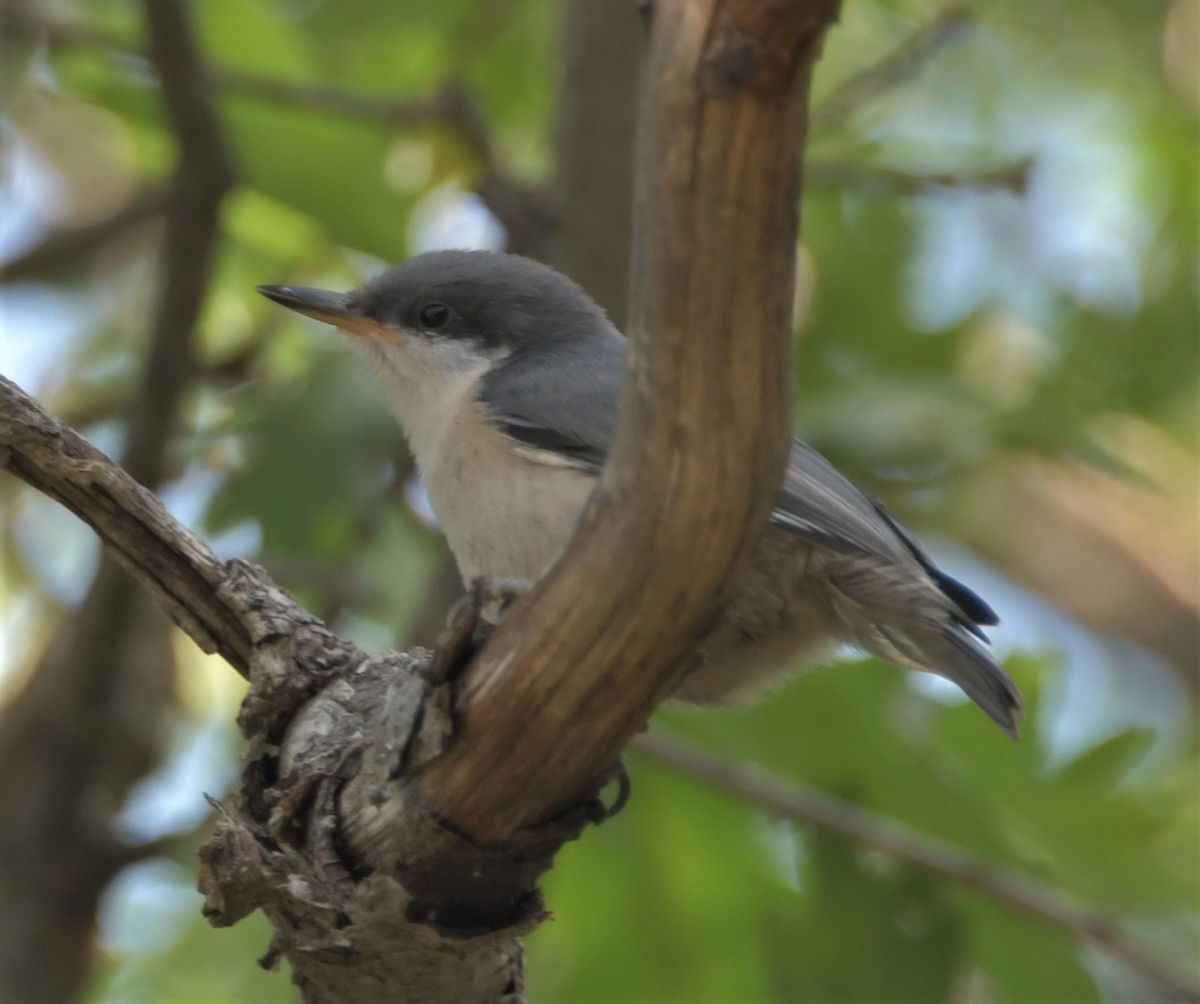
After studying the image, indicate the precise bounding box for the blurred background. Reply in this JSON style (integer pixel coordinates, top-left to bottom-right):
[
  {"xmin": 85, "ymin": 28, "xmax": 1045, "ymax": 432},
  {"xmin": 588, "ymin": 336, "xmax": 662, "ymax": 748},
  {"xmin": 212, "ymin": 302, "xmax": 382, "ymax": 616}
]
[{"xmin": 0, "ymin": 0, "xmax": 1196, "ymax": 1001}]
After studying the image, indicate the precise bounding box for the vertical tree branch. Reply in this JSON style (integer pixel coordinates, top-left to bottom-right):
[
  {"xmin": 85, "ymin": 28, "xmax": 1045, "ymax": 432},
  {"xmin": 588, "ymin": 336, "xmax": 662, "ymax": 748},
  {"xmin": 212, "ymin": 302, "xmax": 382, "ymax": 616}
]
[
  {"xmin": 546, "ymin": 0, "xmax": 643, "ymax": 326},
  {"xmin": 412, "ymin": 0, "xmax": 840, "ymax": 846},
  {"xmin": 129, "ymin": 0, "xmax": 236, "ymax": 484}
]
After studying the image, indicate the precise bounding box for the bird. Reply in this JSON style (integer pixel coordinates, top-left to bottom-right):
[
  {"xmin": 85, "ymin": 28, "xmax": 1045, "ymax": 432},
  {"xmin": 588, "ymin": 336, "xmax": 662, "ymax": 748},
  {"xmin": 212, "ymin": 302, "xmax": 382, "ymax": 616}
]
[{"xmin": 259, "ymin": 250, "xmax": 1023, "ymax": 736}]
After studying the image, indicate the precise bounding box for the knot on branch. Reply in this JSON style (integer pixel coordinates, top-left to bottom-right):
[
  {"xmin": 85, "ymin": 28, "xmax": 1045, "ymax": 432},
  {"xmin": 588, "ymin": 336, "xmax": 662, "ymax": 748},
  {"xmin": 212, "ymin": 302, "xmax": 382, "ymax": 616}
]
[
  {"xmin": 700, "ymin": 0, "xmax": 842, "ymax": 96},
  {"xmin": 196, "ymin": 628, "xmax": 560, "ymax": 1003},
  {"xmin": 198, "ymin": 592, "xmax": 598, "ymax": 984},
  {"xmin": 219, "ymin": 559, "xmax": 364, "ymax": 742},
  {"xmin": 198, "ymin": 647, "xmax": 453, "ymax": 932}
]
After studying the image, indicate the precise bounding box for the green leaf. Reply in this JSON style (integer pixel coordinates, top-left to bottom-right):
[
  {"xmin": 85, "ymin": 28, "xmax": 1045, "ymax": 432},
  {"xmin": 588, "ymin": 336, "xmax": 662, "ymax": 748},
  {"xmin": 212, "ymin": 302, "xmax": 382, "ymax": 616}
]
[
  {"xmin": 1055, "ymin": 729, "xmax": 1156, "ymax": 791},
  {"xmin": 959, "ymin": 893, "xmax": 1101, "ymax": 1003},
  {"xmin": 206, "ymin": 348, "xmax": 398, "ymax": 556}
]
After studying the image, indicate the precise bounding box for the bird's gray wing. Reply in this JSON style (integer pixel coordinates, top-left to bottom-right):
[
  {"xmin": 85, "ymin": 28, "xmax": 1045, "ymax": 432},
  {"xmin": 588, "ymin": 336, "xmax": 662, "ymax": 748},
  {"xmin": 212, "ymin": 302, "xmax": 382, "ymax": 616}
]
[
  {"xmin": 772, "ymin": 441, "xmax": 998, "ymax": 629},
  {"xmin": 484, "ymin": 353, "xmax": 996, "ymax": 631},
  {"xmin": 776, "ymin": 441, "xmax": 1016, "ymax": 732},
  {"xmin": 479, "ymin": 338, "xmax": 624, "ymax": 473}
]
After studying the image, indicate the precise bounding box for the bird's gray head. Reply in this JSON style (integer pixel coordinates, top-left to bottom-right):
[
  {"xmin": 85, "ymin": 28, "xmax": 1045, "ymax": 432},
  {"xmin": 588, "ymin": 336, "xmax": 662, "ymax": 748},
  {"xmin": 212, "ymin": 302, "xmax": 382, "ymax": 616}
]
[
  {"xmin": 258, "ymin": 249, "xmax": 613, "ymax": 365},
  {"xmin": 258, "ymin": 249, "xmax": 625, "ymax": 459}
]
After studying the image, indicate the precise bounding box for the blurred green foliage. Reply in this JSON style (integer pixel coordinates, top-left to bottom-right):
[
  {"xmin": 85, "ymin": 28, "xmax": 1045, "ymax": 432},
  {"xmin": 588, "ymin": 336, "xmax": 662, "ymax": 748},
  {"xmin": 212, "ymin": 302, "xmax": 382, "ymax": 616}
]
[{"xmin": 2, "ymin": 0, "xmax": 1197, "ymax": 1001}]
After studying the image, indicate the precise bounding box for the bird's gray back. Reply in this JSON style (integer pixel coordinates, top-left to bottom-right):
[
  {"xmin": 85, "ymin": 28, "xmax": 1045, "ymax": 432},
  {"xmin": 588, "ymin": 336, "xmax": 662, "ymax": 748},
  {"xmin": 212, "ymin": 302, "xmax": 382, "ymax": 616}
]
[
  {"xmin": 478, "ymin": 325, "xmax": 991, "ymax": 627},
  {"xmin": 480, "ymin": 335, "xmax": 624, "ymax": 470}
]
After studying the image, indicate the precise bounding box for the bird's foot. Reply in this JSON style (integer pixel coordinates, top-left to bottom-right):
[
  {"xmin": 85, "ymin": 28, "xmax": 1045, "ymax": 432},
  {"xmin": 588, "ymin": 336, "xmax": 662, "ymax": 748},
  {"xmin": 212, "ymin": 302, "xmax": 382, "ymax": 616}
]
[
  {"xmin": 428, "ymin": 577, "xmax": 534, "ymax": 685},
  {"xmin": 586, "ymin": 757, "xmax": 632, "ymax": 824},
  {"xmin": 471, "ymin": 576, "xmax": 533, "ymax": 618}
]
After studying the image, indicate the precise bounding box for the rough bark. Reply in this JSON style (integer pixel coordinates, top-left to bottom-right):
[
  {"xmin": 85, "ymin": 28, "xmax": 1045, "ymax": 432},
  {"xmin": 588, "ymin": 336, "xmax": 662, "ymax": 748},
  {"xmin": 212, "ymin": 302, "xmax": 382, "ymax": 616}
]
[{"xmin": 0, "ymin": 376, "xmax": 535, "ymax": 1000}]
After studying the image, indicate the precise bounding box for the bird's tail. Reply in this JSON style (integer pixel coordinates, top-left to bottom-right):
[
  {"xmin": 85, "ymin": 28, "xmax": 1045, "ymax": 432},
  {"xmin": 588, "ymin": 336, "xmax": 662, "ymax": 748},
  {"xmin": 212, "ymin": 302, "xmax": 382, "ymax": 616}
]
[{"xmin": 863, "ymin": 619, "xmax": 1023, "ymax": 737}]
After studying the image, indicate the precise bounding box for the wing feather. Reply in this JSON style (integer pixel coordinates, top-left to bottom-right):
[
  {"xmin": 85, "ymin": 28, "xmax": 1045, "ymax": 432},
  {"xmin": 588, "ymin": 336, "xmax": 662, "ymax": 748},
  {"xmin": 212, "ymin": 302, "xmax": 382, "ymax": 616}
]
[
  {"xmin": 481, "ymin": 348, "xmax": 994, "ymax": 631},
  {"xmin": 479, "ymin": 338, "xmax": 623, "ymax": 474},
  {"xmin": 773, "ymin": 441, "xmax": 997, "ymax": 628}
]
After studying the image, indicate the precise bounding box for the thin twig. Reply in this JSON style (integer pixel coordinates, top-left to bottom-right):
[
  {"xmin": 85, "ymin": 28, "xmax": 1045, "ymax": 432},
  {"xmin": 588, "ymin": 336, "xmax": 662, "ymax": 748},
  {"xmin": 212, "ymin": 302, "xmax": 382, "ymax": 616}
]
[
  {"xmin": 9, "ymin": 9, "xmax": 550, "ymax": 249},
  {"xmin": 805, "ymin": 157, "xmax": 1033, "ymax": 195},
  {"xmin": 18, "ymin": 10, "xmax": 479, "ymax": 142},
  {"xmin": 810, "ymin": 4, "xmax": 973, "ymax": 137},
  {"xmin": 10, "ymin": 11, "xmax": 461, "ymax": 131},
  {"xmin": 0, "ymin": 188, "xmax": 171, "ymax": 282},
  {"xmin": 633, "ymin": 730, "xmax": 1200, "ymax": 1003}
]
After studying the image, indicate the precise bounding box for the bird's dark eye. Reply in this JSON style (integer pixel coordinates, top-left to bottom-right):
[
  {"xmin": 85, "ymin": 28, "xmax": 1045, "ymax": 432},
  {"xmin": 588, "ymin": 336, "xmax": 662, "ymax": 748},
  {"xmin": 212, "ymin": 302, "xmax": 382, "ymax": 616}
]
[{"xmin": 418, "ymin": 302, "xmax": 450, "ymax": 330}]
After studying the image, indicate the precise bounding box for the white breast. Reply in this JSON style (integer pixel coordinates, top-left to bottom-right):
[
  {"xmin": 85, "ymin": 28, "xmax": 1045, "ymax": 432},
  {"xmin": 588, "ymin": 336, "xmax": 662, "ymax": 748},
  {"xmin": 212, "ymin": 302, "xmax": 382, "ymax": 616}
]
[
  {"xmin": 421, "ymin": 397, "xmax": 595, "ymax": 583},
  {"xmin": 353, "ymin": 334, "xmax": 595, "ymax": 584}
]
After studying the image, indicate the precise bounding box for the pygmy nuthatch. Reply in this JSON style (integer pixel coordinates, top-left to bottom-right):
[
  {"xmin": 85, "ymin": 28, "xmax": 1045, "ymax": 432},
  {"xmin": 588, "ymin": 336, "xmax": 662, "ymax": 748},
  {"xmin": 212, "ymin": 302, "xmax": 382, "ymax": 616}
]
[{"xmin": 259, "ymin": 250, "xmax": 1023, "ymax": 735}]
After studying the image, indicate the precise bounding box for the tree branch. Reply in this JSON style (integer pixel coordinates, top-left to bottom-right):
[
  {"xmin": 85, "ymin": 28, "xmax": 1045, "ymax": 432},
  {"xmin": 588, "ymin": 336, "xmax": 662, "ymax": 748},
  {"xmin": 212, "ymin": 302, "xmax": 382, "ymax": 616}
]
[
  {"xmin": 410, "ymin": 0, "xmax": 839, "ymax": 849},
  {"xmin": 0, "ymin": 371, "xmax": 535, "ymax": 1001},
  {"xmin": 809, "ymin": 3, "xmax": 973, "ymax": 138},
  {"xmin": 3, "ymin": 2, "xmax": 845, "ymax": 999},
  {"xmin": 128, "ymin": 0, "xmax": 234, "ymax": 482},
  {"xmin": 0, "ymin": 375, "xmax": 250, "ymax": 671},
  {"xmin": 8, "ymin": 8, "xmax": 548, "ymax": 255},
  {"xmin": 0, "ymin": 188, "xmax": 170, "ymax": 282},
  {"xmin": 805, "ymin": 157, "xmax": 1032, "ymax": 195},
  {"xmin": 544, "ymin": 0, "xmax": 642, "ymax": 325},
  {"xmin": 635, "ymin": 731, "xmax": 1200, "ymax": 1003}
]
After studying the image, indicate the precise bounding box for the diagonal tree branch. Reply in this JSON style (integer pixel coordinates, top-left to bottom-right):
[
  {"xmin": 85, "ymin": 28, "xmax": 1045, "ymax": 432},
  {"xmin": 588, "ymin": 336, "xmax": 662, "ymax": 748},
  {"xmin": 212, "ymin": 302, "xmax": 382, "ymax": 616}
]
[
  {"xmin": 635, "ymin": 731, "xmax": 1200, "ymax": 1003},
  {"xmin": 0, "ymin": 375, "xmax": 250, "ymax": 672},
  {"xmin": 2, "ymin": 368, "xmax": 503, "ymax": 1003},
  {"xmin": 0, "ymin": 188, "xmax": 171, "ymax": 282},
  {"xmin": 809, "ymin": 3, "xmax": 973, "ymax": 138}
]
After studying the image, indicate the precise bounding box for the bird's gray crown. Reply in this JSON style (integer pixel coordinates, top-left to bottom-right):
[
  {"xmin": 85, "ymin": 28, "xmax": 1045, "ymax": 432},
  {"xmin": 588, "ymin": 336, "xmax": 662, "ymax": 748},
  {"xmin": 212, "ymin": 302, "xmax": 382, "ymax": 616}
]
[{"xmin": 352, "ymin": 249, "xmax": 616, "ymax": 356}]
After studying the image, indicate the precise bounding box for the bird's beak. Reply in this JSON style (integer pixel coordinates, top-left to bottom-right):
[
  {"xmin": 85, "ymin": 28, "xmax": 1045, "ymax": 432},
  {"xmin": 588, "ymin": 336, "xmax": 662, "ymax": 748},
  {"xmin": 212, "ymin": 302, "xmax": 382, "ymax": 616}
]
[{"xmin": 257, "ymin": 284, "xmax": 389, "ymax": 340}]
